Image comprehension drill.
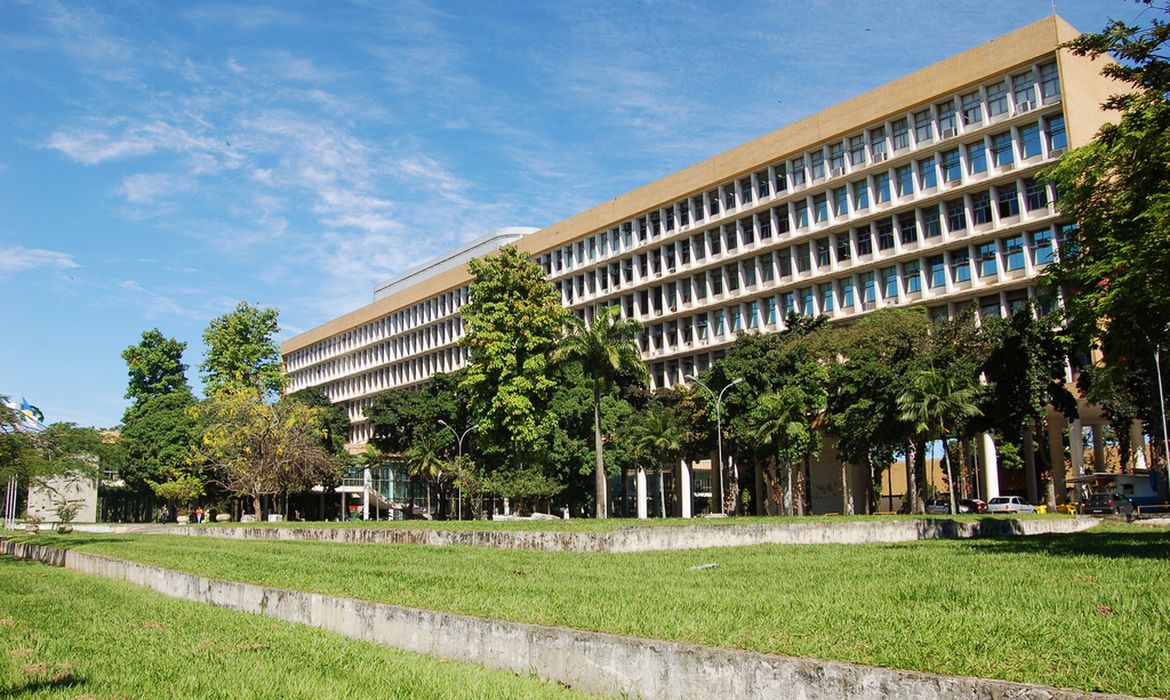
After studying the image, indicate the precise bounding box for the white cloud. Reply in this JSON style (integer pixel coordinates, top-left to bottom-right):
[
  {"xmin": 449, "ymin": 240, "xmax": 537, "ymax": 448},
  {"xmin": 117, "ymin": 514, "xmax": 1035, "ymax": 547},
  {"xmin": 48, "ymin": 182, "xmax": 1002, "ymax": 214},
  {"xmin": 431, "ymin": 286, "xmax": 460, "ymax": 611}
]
[
  {"xmin": 117, "ymin": 173, "xmax": 189, "ymax": 204},
  {"xmin": 0, "ymin": 246, "xmax": 80, "ymax": 273}
]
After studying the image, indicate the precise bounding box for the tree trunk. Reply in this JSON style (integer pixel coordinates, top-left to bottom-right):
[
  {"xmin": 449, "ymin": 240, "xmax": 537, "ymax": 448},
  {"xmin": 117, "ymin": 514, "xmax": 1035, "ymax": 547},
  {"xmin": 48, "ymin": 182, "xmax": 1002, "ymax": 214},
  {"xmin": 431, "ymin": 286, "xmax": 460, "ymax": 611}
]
[
  {"xmin": 785, "ymin": 461, "xmax": 794, "ymax": 516},
  {"xmin": 841, "ymin": 458, "xmax": 854, "ymax": 515},
  {"xmin": 943, "ymin": 438, "xmax": 958, "ymax": 515},
  {"xmin": 914, "ymin": 439, "xmax": 927, "ymax": 514},
  {"xmin": 593, "ymin": 383, "xmax": 607, "ymax": 519},
  {"xmin": 658, "ymin": 467, "xmax": 666, "ymax": 518},
  {"xmin": 904, "ymin": 442, "xmax": 917, "ymax": 514},
  {"xmin": 252, "ymin": 493, "xmax": 262, "ymax": 522}
]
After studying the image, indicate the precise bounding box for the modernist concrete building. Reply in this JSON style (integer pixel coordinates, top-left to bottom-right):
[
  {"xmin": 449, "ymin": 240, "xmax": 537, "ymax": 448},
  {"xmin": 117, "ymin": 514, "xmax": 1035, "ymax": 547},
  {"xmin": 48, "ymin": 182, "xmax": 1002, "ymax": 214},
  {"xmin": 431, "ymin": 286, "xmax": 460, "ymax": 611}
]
[{"xmin": 282, "ymin": 16, "xmax": 1135, "ymax": 514}]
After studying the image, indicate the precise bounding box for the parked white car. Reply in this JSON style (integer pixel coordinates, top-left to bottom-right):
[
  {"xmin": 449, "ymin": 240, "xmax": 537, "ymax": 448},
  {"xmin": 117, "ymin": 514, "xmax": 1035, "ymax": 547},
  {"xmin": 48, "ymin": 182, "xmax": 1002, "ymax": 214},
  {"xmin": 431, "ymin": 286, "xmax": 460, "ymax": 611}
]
[{"xmin": 987, "ymin": 496, "xmax": 1037, "ymax": 513}]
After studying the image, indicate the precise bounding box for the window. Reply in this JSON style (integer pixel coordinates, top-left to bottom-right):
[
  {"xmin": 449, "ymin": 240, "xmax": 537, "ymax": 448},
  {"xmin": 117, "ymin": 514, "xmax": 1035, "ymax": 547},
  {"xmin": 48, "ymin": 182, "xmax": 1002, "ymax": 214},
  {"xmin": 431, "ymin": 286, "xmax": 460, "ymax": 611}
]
[
  {"xmin": 861, "ymin": 272, "xmax": 877, "ymax": 303},
  {"xmin": 781, "ymin": 292, "xmax": 795, "ymax": 314},
  {"xmin": 903, "ymin": 260, "xmax": 922, "ymax": 294},
  {"xmin": 1031, "ymin": 228, "xmax": 1054, "ymax": 265},
  {"xmin": 978, "ymin": 241, "xmax": 998, "ymax": 277},
  {"xmin": 947, "ymin": 198, "xmax": 967, "ymax": 231},
  {"xmin": 739, "ymin": 177, "xmax": 754, "ymax": 204},
  {"xmin": 748, "ymin": 301, "xmax": 760, "ymax": 328},
  {"xmin": 849, "ymin": 135, "xmax": 866, "ymax": 165},
  {"xmin": 696, "ymin": 314, "xmax": 709, "ymax": 339},
  {"xmin": 810, "ymin": 152, "xmax": 825, "ymax": 180},
  {"xmin": 757, "ymin": 212, "xmax": 771, "ymax": 239},
  {"xmin": 664, "ymin": 208, "xmax": 675, "ymax": 231},
  {"xmin": 922, "ymin": 205, "xmax": 942, "ymax": 238},
  {"xmin": 1003, "ymin": 235, "xmax": 1025, "ymax": 271},
  {"xmin": 679, "ymin": 202, "xmax": 689, "ymax": 227},
  {"xmin": 756, "ymin": 171, "xmax": 770, "ymax": 199},
  {"xmin": 1012, "ymin": 72, "xmax": 1036, "ymax": 108},
  {"xmin": 840, "ymin": 277, "xmax": 855, "ymax": 308},
  {"xmin": 927, "ymin": 255, "xmax": 946, "ymax": 288},
  {"xmin": 987, "ymin": 81, "xmax": 1009, "ymax": 117},
  {"xmin": 855, "ymin": 226, "xmax": 873, "ymax": 255},
  {"xmin": 795, "ymin": 200, "xmax": 810, "ymax": 228},
  {"xmin": 820, "ymin": 283, "xmax": 835, "ymax": 312},
  {"xmin": 941, "ymin": 148, "xmax": 961, "ymax": 183},
  {"xmin": 876, "ymin": 218, "xmax": 895, "ymax": 250},
  {"xmin": 816, "ymin": 237, "xmax": 832, "ymax": 267},
  {"xmin": 791, "ymin": 157, "xmax": 807, "ymax": 187},
  {"xmin": 715, "ymin": 309, "xmax": 726, "ymax": 335},
  {"xmin": 766, "ymin": 297, "xmax": 778, "ymax": 324},
  {"xmin": 1024, "ymin": 178, "xmax": 1048, "ymax": 210},
  {"xmin": 961, "ymin": 91, "xmax": 983, "ymax": 125},
  {"xmin": 778, "ymin": 249, "xmax": 793, "ymax": 277},
  {"xmin": 1017, "ymin": 122, "xmax": 1042, "ymax": 159},
  {"xmin": 1047, "ymin": 115, "xmax": 1067, "ymax": 151},
  {"xmin": 853, "ymin": 180, "xmax": 870, "ymax": 210},
  {"xmin": 692, "ymin": 234, "xmax": 706, "ymax": 260},
  {"xmin": 914, "ymin": 110, "xmax": 933, "ymax": 144},
  {"xmin": 968, "ymin": 141, "xmax": 987, "ymax": 174},
  {"xmin": 875, "ymin": 173, "xmax": 891, "ymax": 203},
  {"xmin": 708, "ymin": 229, "xmax": 721, "ymax": 254},
  {"xmin": 814, "ymin": 193, "xmax": 829, "ymax": 223},
  {"xmin": 912, "ymin": 161, "xmax": 934, "ymax": 195},
  {"xmin": 992, "ymin": 132, "xmax": 1014, "ymax": 166},
  {"xmin": 980, "ymin": 295, "xmax": 1001, "ymax": 319},
  {"xmin": 773, "ymin": 165, "xmax": 787, "ymax": 194},
  {"xmin": 706, "ymin": 190, "xmax": 720, "ymax": 217},
  {"xmin": 1039, "ymin": 61, "xmax": 1060, "ymax": 101},
  {"xmin": 829, "ymin": 143, "xmax": 845, "ymax": 173},
  {"xmin": 891, "ymin": 118, "xmax": 910, "ymax": 151},
  {"xmin": 796, "ymin": 243, "xmax": 811, "ymax": 272},
  {"xmin": 836, "ymin": 233, "xmax": 852, "ymax": 262},
  {"xmin": 724, "ymin": 184, "xmax": 736, "ymax": 210},
  {"xmin": 725, "ymin": 264, "xmax": 740, "ymax": 292},
  {"xmin": 760, "ymin": 253, "xmax": 775, "ymax": 282},
  {"xmin": 896, "ymin": 165, "xmax": 914, "ymax": 197},
  {"xmin": 694, "ymin": 272, "xmax": 708, "ymax": 299},
  {"xmin": 997, "ymin": 184, "xmax": 1020, "ymax": 218},
  {"xmin": 972, "ymin": 191, "xmax": 993, "ymax": 225},
  {"xmin": 743, "ymin": 262, "xmax": 757, "ymax": 287},
  {"xmin": 898, "ymin": 212, "xmax": 918, "ymax": 245},
  {"xmin": 833, "ymin": 187, "xmax": 848, "ymax": 217},
  {"xmin": 937, "ymin": 100, "xmax": 957, "ymax": 133},
  {"xmin": 774, "ymin": 205, "xmax": 790, "ymax": 235},
  {"xmin": 882, "ymin": 266, "xmax": 899, "ymax": 299},
  {"xmin": 870, "ymin": 127, "xmax": 887, "ymax": 158},
  {"xmin": 800, "ymin": 287, "xmax": 815, "ymax": 316},
  {"xmin": 951, "ymin": 248, "xmax": 971, "ymax": 283},
  {"xmin": 711, "ymin": 270, "xmax": 723, "ymax": 295}
]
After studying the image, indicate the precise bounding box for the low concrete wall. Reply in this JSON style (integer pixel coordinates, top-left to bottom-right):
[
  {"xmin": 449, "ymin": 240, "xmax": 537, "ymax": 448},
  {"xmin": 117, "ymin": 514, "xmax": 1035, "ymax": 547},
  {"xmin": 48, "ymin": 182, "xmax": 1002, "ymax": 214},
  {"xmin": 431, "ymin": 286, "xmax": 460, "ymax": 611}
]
[
  {"xmin": 153, "ymin": 516, "xmax": 1098, "ymax": 553},
  {"xmin": 0, "ymin": 541, "xmax": 1143, "ymax": 700}
]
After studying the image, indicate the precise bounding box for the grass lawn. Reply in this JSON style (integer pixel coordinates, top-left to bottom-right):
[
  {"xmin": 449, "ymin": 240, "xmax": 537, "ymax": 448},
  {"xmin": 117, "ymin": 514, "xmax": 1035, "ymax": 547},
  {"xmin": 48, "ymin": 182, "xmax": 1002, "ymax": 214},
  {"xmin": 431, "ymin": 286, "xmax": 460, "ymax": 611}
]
[
  {"xmin": 0, "ymin": 557, "xmax": 596, "ymax": 699},
  {"xmin": 12, "ymin": 522, "xmax": 1168, "ymax": 697}
]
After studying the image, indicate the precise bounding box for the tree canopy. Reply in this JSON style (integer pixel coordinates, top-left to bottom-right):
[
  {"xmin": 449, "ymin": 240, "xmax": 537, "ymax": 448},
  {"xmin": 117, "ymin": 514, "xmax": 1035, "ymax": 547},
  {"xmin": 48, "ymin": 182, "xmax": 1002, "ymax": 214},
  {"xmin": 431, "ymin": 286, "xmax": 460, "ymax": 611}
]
[{"xmin": 200, "ymin": 302, "xmax": 285, "ymax": 398}]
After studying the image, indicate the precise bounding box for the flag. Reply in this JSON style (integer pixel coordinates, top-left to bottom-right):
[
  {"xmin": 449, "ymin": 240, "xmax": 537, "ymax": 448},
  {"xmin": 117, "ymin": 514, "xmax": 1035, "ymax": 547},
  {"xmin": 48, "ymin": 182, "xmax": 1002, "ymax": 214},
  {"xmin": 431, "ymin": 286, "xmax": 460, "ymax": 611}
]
[{"xmin": 19, "ymin": 397, "xmax": 44, "ymax": 424}]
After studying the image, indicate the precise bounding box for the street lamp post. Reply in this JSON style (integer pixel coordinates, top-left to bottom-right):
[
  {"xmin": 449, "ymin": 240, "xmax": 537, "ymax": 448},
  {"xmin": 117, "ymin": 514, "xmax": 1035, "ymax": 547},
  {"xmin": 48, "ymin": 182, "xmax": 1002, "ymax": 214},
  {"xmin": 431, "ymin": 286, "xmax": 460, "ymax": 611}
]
[
  {"xmin": 439, "ymin": 420, "xmax": 477, "ymax": 520},
  {"xmin": 685, "ymin": 374, "xmax": 743, "ymax": 515}
]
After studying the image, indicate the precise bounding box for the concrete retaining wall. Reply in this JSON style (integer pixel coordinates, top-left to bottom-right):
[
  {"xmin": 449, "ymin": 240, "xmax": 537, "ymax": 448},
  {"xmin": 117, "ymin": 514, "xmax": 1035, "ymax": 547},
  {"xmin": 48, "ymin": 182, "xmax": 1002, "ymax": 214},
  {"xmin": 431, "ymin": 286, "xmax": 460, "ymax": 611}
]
[
  {"xmin": 0, "ymin": 540, "xmax": 1143, "ymax": 700},
  {"xmin": 152, "ymin": 516, "xmax": 1099, "ymax": 552}
]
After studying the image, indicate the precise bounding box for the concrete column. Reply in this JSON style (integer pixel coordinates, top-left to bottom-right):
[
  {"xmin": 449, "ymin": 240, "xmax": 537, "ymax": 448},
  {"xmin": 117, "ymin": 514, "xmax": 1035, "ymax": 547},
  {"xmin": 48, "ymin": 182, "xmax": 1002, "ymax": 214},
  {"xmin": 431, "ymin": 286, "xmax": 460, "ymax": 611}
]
[
  {"xmin": 1069, "ymin": 419, "xmax": 1086, "ymax": 503},
  {"xmin": 1131, "ymin": 421, "xmax": 1149, "ymax": 471},
  {"xmin": 362, "ymin": 467, "xmax": 371, "ymax": 521},
  {"xmin": 678, "ymin": 460, "xmax": 692, "ymax": 519},
  {"xmin": 1023, "ymin": 428, "xmax": 1038, "ymax": 504},
  {"xmin": 636, "ymin": 468, "xmax": 648, "ymax": 519},
  {"xmin": 977, "ymin": 432, "xmax": 1000, "ymax": 501},
  {"xmin": 1091, "ymin": 424, "xmax": 1107, "ymax": 472},
  {"xmin": 1047, "ymin": 415, "xmax": 1067, "ymax": 504}
]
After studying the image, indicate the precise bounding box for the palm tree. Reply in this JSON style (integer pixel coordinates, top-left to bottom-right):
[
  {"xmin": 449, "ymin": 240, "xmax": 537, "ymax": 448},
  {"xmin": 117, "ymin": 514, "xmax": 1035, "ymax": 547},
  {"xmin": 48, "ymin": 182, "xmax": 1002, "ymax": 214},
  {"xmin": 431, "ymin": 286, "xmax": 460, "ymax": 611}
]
[
  {"xmin": 404, "ymin": 432, "xmax": 446, "ymax": 518},
  {"xmin": 748, "ymin": 386, "xmax": 818, "ymax": 516},
  {"xmin": 896, "ymin": 368, "xmax": 982, "ymax": 514},
  {"xmin": 552, "ymin": 305, "xmax": 646, "ymax": 519},
  {"xmin": 628, "ymin": 405, "xmax": 684, "ymax": 517}
]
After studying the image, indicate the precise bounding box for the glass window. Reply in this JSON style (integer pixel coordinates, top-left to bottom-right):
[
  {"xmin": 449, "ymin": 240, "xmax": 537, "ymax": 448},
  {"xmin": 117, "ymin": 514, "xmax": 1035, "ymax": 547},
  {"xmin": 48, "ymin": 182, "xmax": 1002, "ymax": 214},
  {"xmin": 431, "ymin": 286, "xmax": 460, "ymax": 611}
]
[
  {"xmin": 1019, "ymin": 123, "xmax": 1042, "ymax": 159},
  {"xmin": 814, "ymin": 193, "xmax": 829, "ymax": 222},
  {"xmin": 748, "ymin": 301, "xmax": 759, "ymax": 328},
  {"xmin": 922, "ymin": 205, "xmax": 942, "ymax": 238},
  {"xmin": 876, "ymin": 218, "xmax": 895, "ymax": 250},
  {"xmin": 937, "ymin": 100, "xmax": 957, "ymax": 133},
  {"xmin": 795, "ymin": 200, "xmax": 810, "ymax": 228},
  {"xmin": 836, "ymin": 233, "xmax": 852, "ymax": 262},
  {"xmin": 707, "ymin": 190, "xmax": 720, "ymax": 217},
  {"xmin": 853, "ymin": 180, "xmax": 870, "ymax": 210},
  {"xmin": 870, "ymin": 127, "xmax": 887, "ymax": 158},
  {"xmin": 1031, "ymin": 229, "xmax": 1054, "ymax": 265},
  {"xmin": 861, "ymin": 271, "xmax": 877, "ymax": 303},
  {"xmin": 1046, "ymin": 115, "xmax": 1067, "ymax": 151},
  {"xmin": 829, "ymin": 143, "xmax": 845, "ymax": 172},
  {"xmin": 739, "ymin": 177, "xmax": 754, "ymax": 204},
  {"xmin": 1003, "ymin": 235, "xmax": 1025, "ymax": 271},
  {"xmin": 711, "ymin": 270, "xmax": 723, "ymax": 295},
  {"xmin": 810, "ymin": 151, "xmax": 826, "ymax": 180},
  {"xmin": 855, "ymin": 226, "xmax": 873, "ymax": 256},
  {"xmin": 968, "ymin": 141, "xmax": 987, "ymax": 174},
  {"xmin": 849, "ymin": 135, "xmax": 866, "ymax": 165},
  {"xmin": 833, "ymin": 187, "xmax": 848, "ymax": 217},
  {"xmin": 972, "ymin": 191, "xmax": 993, "ymax": 225},
  {"xmin": 882, "ymin": 266, "xmax": 899, "ymax": 299},
  {"xmin": 941, "ymin": 148, "xmax": 961, "ymax": 182},
  {"xmin": 800, "ymin": 287, "xmax": 815, "ymax": 316},
  {"xmin": 791, "ymin": 157, "xmax": 807, "ymax": 187},
  {"xmin": 992, "ymin": 132, "xmax": 1014, "ymax": 166},
  {"xmin": 756, "ymin": 171, "xmax": 770, "ymax": 199},
  {"xmin": 1039, "ymin": 62, "xmax": 1060, "ymax": 101},
  {"xmin": 896, "ymin": 165, "xmax": 914, "ymax": 197},
  {"xmin": 766, "ymin": 296, "xmax": 778, "ymax": 324},
  {"xmin": 987, "ymin": 81, "xmax": 1009, "ymax": 116},
  {"xmin": 743, "ymin": 262, "xmax": 757, "ymax": 287},
  {"xmin": 1025, "ymin": 178, "xmax": 1048, "ymax": 210},
  {"xmin": 961, "ymin": 91, "xmax": 983, "ymax": 125},
  {"xmin": 819, "ymin": 283, "xmax": 835, "ymax": 312},
  {"xmin": 778, "ymin": 249, "xmax": 793, "ymax": 277},
  {"xmin": 692, "ymin": 234, "xmax": 706, "ymax": 259},
  {"xmin": 774, "ymin": 205, "xmax": 790, "ymax": 235},
  {"xmin": 695, "ymin": 273, "xmax": 707, "ymax": 299},
  {"xmin": 816, "ymin": 237, "xmax": 832, "ymax": 267},
  {"xmin": 757, "ymin": 212, "xmax": 771, "ymax": 239},
  {"xmin": 903, "ymin": 260, "xmax": 922, "ymax": 294},
  {"xmin": 997, "ymin": 184, "xmax": 1020, "ymax": 218},
  {"xmin": 927, "ymin": 255, "xmax": 946, "ymax": 288},
  {"xmin": 738, "ymin": 218, "xmax": 753, "ymax": 245},
  {"xmin": 1012, "ymin": 72, "xmax": 1036, "ymax": 108},
  {"xmin": 725, "ymin": 264, "xmax": 740, "ymax": 292},
  {"xmin": 914, "ymin": 110, "xmax": 933, "ymax": 144},
  {"xmin": 781, "ymin": 292, "xmax": 795, "ymax": 314},
  {"xmin": 950, "ymin": 248, "xmax": 971, "ymax": 283},
  {"xmin": 898, "ymin": 212, "xmax": 918, "ymax": 244},
  {"xmin": 892, "ymin": 118, "xmax": 910, "ymax": 151},
  {"xmin": 919, "ymin": 157, "xmax": 937, "ymax": 190},
  {"xmin": 715, "ymin": 309, "xmax": 726, "ymax": 335},
  {"xmin": 796, "ymin": 243, "xmax": 811, "ymax": 272},
  {"xmin": 760, "ymin": 252, "xmax": 775, "ymax": 282},
  {"xmin": 978, "ymin": 241, "xmax": 998, "ymax": 277},
  {"xmin": 840, "ymin": 277, "xmax": 855, "ymax": 308},
  {"xmin": 980, "ymin": 295, "xmax": 1001, "ymax": 319},
  {"xmin": 875, "ymin": 173, "xmax": 891, "ymax": 203},
  {"xmin": 708, "ymin": 229, "xmax": 721, "ymax": 254},
  {"xmin": 724, "ymin": 184, "xmax": 736, "ymax": 210},
  {"xmin": 772, "ymin": 165, "xmax": 787, "ymax": 195}
]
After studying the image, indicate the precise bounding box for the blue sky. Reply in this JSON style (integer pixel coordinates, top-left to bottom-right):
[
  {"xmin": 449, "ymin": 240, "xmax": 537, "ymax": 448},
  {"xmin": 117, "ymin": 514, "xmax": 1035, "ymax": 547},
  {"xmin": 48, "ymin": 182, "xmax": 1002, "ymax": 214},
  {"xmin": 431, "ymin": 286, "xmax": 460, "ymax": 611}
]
[{"xmin": 0, "ymin": 1, "xmax": 1135, "ymax": 428}]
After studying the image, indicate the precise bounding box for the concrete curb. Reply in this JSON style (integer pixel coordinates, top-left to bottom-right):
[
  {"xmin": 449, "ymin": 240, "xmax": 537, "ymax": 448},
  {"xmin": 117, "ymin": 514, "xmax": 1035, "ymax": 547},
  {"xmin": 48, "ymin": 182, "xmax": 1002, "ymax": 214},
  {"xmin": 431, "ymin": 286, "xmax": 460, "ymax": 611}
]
[
  {"xmin": 0, "ymin": 540, "xmax": 1147, "ymax": 700},
  {"xmin": 118, "ymin": 516, "xmax": 1099, "ymax": 552}
]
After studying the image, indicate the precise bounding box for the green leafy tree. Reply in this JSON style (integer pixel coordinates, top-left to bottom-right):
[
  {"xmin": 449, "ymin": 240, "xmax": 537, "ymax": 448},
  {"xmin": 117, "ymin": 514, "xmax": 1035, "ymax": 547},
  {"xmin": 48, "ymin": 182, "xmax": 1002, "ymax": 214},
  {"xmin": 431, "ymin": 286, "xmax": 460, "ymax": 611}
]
[
  {"xmin": 404, "ymin": 431, "xmax": 448, "ymax": 517},
  {"xmin": 552, "ymin": 305, "xmax": 647, "ymax": 519},
  {"xmin": 289, "ymin": 387, "xmax": 351, "ymax": 456},
  {"xmin": 897, "ymin": 369, "xmax": 983, "ymax": 514},
  {"xmin": 200, "ymin": 302, "xmax": 285, "ymax": 398},
  {"xmin": 625, "ymin": 401, "xmax": 684, "ymax": 518}
]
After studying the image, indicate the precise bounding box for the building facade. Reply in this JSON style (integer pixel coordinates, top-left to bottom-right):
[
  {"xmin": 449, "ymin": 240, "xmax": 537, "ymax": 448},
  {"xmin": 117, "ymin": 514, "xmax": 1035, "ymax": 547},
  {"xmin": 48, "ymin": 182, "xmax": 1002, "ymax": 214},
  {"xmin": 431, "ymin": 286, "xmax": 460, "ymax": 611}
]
[{"xmin": 282, "ymin": 16, "xmax": 1123, "ymax": 510}]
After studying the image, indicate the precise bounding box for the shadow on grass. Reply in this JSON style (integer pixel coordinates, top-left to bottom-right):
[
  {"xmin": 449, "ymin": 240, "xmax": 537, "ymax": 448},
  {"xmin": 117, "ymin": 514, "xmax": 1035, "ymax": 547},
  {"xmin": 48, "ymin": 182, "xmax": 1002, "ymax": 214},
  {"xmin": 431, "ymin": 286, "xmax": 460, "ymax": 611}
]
[{"xmin": 963, "ymin": 525, "xmax": 1170, "ymax": 560}]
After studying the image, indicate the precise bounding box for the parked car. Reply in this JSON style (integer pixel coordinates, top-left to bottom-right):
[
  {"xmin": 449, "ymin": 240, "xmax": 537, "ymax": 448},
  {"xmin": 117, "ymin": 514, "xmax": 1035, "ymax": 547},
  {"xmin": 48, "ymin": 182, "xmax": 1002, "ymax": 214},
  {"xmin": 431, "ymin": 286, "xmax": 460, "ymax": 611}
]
[
  {"xmin": 987, "ymin": 496, "xmax": 1037, "ymax": 513},
  {"xmin": 925, "ymin": 497, "xmax": 972, "ymax": 514},
  {"xmin": 1084, "ymin": 493, "xmax": 1135, "ymax": 516},
  {"xmin": 959, "ymin": 498, "xmax": 988, "ymax": 514}
]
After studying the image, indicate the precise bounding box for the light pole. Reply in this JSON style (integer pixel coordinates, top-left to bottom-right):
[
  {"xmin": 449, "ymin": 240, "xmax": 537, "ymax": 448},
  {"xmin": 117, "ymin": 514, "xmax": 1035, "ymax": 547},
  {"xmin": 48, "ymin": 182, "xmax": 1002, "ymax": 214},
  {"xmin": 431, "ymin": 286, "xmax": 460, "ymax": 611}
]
[
  {"xmin": 439, "ymin": 420, "xmax": 477, "ymax": 520},
  {"xmin": 685, "ymin": 374, "xmax": 743, "ymax": 515}
]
